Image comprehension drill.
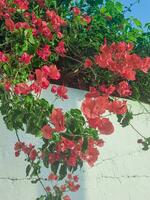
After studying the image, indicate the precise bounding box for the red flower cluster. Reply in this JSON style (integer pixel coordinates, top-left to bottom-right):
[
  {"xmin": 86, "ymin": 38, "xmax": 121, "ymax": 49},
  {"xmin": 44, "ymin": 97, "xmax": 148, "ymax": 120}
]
[
  {"xmin": 41, "ymin": 124, "xmax": 54, "ymax": 139},
  {"xmin": 14, "ymin": 142, "xmax": 38, "ymax": 161},
  {"xmin": 19, "ymin": 52, "xmax": 33, "ymax": 64},
  {"xmin": 14, "ymin": 0, "xmax": 29, "ymax": 10},
  {"xmin": 82, "ymin": 88, "xmax": 128, "ymax": 134},
  {"xmin": 51, "ymin": 85, "xmax": 68, "ymax": 100},
  {"xmin": 72, "ymin": 7, "xmax": 92, "ymax": 25},
  {"xmin": 37, "ymin": 45, "xmax": 51, "ymax": 61},
  {"xmin": 95, "ymin": 42, "xmax": 150, "ymax": 80},
  {"xmin": 108, "ymin": 100, "xmax": 127, "ymax": 115},
  {"xmin": 50, "ymin": 137, "xmax": 103, "ymax": 167},
  {"xmin": 14, "ymin": 83, "xmax": 30, "ymax": 95},
  {"xmin": 50, "ymin": 108, "xmax": 66, "ymax": 132},
  {"xmin": 99, "ymin": 84, "xmax": 116, "ymax": 95},
  {"xmin": 46, "ymin": 10, "xmax": 67, "ymax": 33},
  {"xmin": 13, "ymin": 65, "xmax": 61, "ymax": 95},
  {"xmin": 117, "ymin": 81, "xmax": 132, "ymax": 97},
  {"xmin": 45, "ymin": 173, "xmax": 80, "ymax": 200},
  {"xmin": 31, "ymin": 13, "xmax": 53, "ymax": 40},
  {"xmin": 55, "ymin": 41, "xmax": 66, "ymax": 56},
  {"xmin": 5, "ymin": 18, "xmax": 15, "ymax": 31}
]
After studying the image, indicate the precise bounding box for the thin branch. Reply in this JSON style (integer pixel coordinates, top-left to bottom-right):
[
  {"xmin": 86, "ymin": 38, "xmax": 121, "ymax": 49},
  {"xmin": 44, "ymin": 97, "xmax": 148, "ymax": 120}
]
[
  {"xmin": 129, "ymin": 123, "xmax": 146, "ymax": 139},
  {"xmin": 37, "ymin": 175, "xmax": 48, "ymax": 195},
  {"xmin": 64, "ymin": 55, "xmax": 82, "ymax": 64},
  {"xmin": 15, "ymin": 131, "xmax": 21, "ymax": 142}
]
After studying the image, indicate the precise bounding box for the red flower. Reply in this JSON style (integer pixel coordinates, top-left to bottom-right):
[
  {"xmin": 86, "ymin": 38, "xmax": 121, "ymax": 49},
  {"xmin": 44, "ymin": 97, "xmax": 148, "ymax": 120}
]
[
  {"xmin": 68, "ymin": 181, "xmax": 80, "ymax": 192},
  {"xmin": 37, "ymin": 45, "xmax": 51, "ymax": 61},
  {"xmin": 29, "ymin": 149, "xmax": 37, "ymax": 161},
  {"xmin": 30, "ymin": 82, "xmax": 41, "ymax": 93},
  {"xmin": 98, "ymin": 118, "xmax": 114, "ymax": 135},
  {"xmin": 14, "ymin": 83, "xmax": 30, "ymax": 95},
  {"xmin": 35, "ymin": 69, "xmax": 50, "ymax": 89},
  {"xmin": 14, "ymin": 141, "xmax": 24, "ymax": 151},
  {"xmin": 50, "ymin": 108, "xmax": 65, "ymax": 132},
  {"xmin": 36, "ymin": 0, "xmax": 45, "ymax": 7},
  {"xmin": 73, "ymin": 175, "xmax": 79, "ymax": 182},
  {"xmin": 55, "ymin": 41, "xmax": 66, "ymax": 55},
  {"xmin": 15, "ymin": 22, "xmax": 30, "ymax": 29},
  {"xmin": 5, "ymin": 18, "xmax": 15, "ymax": 32},
  {"xmin": 88, "ymin": 117, "xmax": 100, "ymax": 129},
  {"xmin": 108, "ymin": 100, "xmax": 127, "ymax": 115},
  {"xmin": 95, "ymin": 139, "xmax": 105, "ymax": 147},
  {"xmin": 82, "ymin": 96, "xmax": 108, "ymax": 119},
  {"xmin": 57, "ymin": 85, "xmax": 68, "ymax": 100},
  {"xmin": 67, "ymin": 154, "xmax": 77, "ymax": 167},
  {"xmin": 63, "ymin": 195, "xmax": 71, "ymax": 200},
  {"xmin": 42, "ymin": 65, "xmax": 61, "ymax": 80},
  {"xmin": 72, "ymin": 7, "xmax": 81, "ymax": 16},
  {"xmin": 84, "ymin": 58, "xmax": 93, "ymax": 68},
  {"xmin": 80, "ymin": 143, "xmax": 99, "ymax": 166},
  {"xmin": 51, "ymin": 85, "xmax": 57, "ymax": 93},
  {"xmin": 117, "ymin": 81, "xmax": 132, "ymax": 97},
  {"xmin": 85, "ymin": 87, "xmax": 99, "ymax": 98},
  {"xmin": 82, "ymin": 15, "xmax": 92, "ymax": 24},
  {"xmin": 19, "ymin": 53, "xmax": 33, "ymax": 64},
  {"xmin": 14, "ymin": 0, "xmax": 29, "ymax": 10},
  {"xmin": 45, "ymin": 186, "xmax": 51, "ymax": 193},
  {"xmin": 48, "ymin": 65, "xmax": 61, "ymax": 80},
  {"xmin": 60, "ymin": 185, "xmax": 67, "ymax": 192},
  {"xmin": 41, "ymin": 125, "xmax": 54, "ymax": 139},
  {"xmin": 4, "ymin": 82, "xmax": 11, "ymax": 91},
  {"xmin": 62, "ymin": 137, "xmax": 75, "ymax": 149},
  {"xmin": 142, "ymin": 57, "xmax": 150, "ymax": 73},
  {"xmin": 57, "ymin": 31, "xmax": 63, "ymax": 39},
  {"xmin": 39, "ymin": 21, "xmax": 53, "ymax": 40},
  {"xmin": 94, "ymin": 41, "xmax": 150, "ymax": 80},
  {"xmin": 56, "ymin": 137, "xmax": 75, "ymax": 152},
  {"xmin": 99, "ymin": 84, "xmax": 116, "ymax": 95},
  {"xmin": 48, "ymin": 173, "xmax": 58, "ymax": 181},
  {"xmin": 46, "ymin": 10, "xmax": 66, "ymax": 32},
  {"xmin": 0, "ymin": 51, "xmax": 9, "ymax": 62},
  {"xmin": 48, "ymin": 153, "xmax": 60, "ymax": 164}
]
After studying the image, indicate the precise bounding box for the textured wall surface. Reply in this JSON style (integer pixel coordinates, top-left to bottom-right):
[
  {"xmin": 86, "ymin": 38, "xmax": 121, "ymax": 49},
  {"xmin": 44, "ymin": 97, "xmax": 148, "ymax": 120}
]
[{"xmin": 0, "ymin": 87, "xmax": 150, "ymax": 200}]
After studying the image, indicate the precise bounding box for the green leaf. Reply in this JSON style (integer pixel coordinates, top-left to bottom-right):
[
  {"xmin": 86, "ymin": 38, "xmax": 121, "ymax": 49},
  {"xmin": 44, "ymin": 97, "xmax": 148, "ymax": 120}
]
[
  {"xmin": 52, "ymin": 132, "xmax": 61, "ymax": 142},
  {"xmin": 31, "ymin": 179, "xmax": 39, "ymax": 184},
  {"xmin": 59, "ymin": 164, "xmax": 67, "ymax": 180},
  {"xmin": 26, "ymin": 164, "xmax": 31, "ymax": 177},
  {"xmin": 36, "ymin": 195, "xmax": 45, "ymax": 200},
  {"xmin": 51, "ymin": 161, "xmax": 59, "ymax": 174},
  {"xmin": 133, "ymin": 18, "xmax": 142, "ymax": 27},
  {"xmin": 45, "ymin": 193, "xmax": 53, "ymax": 200},
  {"xmin": 82, "ymin": 137, "xmax": 88, "ymax": 152},
  {"xmin": 43, "ymin": 153, "xmax": 49, "ymax": 168},
  {"xmin": 121, "ymin": 112, "xmax": 133, "ymax": 127},
  {"xmin": 117, "ymin": 111, "xmax": 133, "ymax": 127},
  {"xmin": 115, "ymin": 2, "xmax": 123, "ymax": 13}
]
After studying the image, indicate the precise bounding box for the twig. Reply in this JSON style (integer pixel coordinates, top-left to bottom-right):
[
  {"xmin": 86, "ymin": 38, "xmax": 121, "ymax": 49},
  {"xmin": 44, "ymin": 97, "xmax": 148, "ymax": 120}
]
[{"xmin": 129, "ymin": 123, "xmax": 146, "ymax": 139}]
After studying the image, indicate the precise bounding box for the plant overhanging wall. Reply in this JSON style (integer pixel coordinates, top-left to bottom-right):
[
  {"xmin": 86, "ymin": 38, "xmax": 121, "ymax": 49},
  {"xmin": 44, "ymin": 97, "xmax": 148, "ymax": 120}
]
[{"xmin": 0, "ymin": 0, "xmax": 150, "ymax": 199}]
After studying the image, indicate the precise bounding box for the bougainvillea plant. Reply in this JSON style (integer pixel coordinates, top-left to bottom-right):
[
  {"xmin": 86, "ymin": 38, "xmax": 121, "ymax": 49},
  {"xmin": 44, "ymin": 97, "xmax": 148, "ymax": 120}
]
[{"xmin": 0, "ymin": 0, "xmax": 150, "ymax": 199}]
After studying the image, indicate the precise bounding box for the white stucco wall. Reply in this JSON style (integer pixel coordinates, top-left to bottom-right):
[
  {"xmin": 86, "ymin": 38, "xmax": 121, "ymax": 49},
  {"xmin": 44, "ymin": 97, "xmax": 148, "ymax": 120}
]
[{"xmin": 0, "ymin": 86, "xmax": 150, "ymax": 200}]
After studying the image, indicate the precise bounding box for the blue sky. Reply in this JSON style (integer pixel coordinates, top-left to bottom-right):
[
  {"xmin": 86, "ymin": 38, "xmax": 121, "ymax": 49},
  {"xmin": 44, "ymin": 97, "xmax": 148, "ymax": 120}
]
[{"xmin": 120, "ymin": 0, "xmax": 150, "ymax": 24}]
